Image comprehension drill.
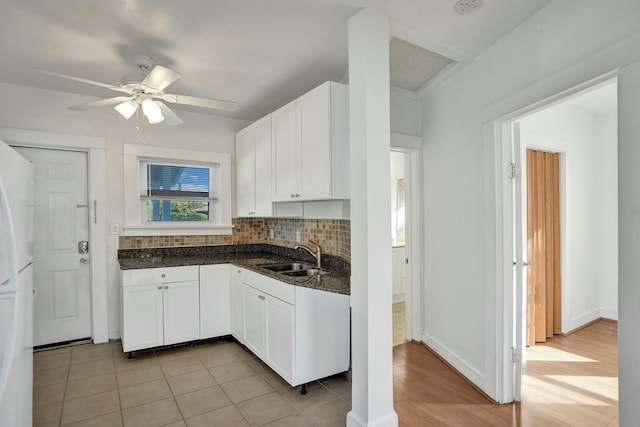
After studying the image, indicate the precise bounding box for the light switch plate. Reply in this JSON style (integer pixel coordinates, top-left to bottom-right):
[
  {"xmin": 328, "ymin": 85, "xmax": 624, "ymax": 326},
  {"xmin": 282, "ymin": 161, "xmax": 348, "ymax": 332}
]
[{"xmin": 110, "ymin": 223, "xmax": 120, "ymax": 235}]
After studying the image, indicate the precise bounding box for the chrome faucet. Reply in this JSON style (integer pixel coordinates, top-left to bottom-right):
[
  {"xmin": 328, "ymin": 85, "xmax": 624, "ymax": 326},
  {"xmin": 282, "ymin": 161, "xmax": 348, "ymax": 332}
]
[{"xmin": 294, "ymin": 240, "xmax": 322, "ymax": 269}]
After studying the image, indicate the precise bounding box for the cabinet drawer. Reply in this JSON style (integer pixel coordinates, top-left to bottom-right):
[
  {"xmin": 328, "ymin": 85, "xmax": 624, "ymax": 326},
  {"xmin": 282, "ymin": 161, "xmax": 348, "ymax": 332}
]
[
  {"xmin": 240, "ymin": 268, "xmax": 294, "ymax": 304},
  {"xmin": 123, "ymin": 265, "xmax": 199, "ymax": 286}
]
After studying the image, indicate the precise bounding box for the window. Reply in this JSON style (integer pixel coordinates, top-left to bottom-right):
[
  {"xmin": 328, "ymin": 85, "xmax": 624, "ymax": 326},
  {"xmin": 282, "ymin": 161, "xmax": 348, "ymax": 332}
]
[
  {"xmin": 140, "ymin": 162, "xmax": 218, "ymax": 222},
  {"xmin": 123, "ymin": 144, "xmax": 232, "ymax": 236}
]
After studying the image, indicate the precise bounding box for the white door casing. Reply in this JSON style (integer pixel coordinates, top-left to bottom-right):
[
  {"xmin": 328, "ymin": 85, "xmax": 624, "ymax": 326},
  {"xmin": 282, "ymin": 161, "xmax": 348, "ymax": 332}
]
[
  {"xmin": 511, "ymin": 122, "xmax": 525, "ymax": 401},
  {"xmin": 14, "ymin": 148, "xmax": 92, "ymax": 346}
]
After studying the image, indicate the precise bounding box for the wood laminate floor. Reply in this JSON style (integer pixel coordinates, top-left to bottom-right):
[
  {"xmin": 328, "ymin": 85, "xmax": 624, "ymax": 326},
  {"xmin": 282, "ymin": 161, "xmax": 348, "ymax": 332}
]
[{"xmin": 393, "ymin": 319, "xmax": 618, "ymax": 427}]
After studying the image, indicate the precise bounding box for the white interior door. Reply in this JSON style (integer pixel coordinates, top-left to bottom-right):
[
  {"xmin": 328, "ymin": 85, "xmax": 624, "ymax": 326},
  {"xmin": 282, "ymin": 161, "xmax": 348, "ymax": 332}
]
[{"xmin": 14, "ymin": 147, "xmax": 91, "ymax": 347}]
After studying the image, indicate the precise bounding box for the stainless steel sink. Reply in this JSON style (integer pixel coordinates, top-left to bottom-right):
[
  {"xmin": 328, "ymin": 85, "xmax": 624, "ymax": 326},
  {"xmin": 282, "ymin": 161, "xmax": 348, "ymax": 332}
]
[
  {"xmin": 257, "ymin": 262, "xmax": 330, "ymax": 277},
  {"xmin": 257, "ymin": 262, "xmax": 315, "ymax": 272},
  {"xmin": 281, "ymin": 268, "xmax": 330, "ymax": 277}
]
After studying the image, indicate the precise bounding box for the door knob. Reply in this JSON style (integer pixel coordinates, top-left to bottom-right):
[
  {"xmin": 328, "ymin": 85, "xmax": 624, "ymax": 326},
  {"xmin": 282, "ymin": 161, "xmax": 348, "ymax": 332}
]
[{"xmin": 79, "ymin": 257, "xmax": 88, "ymax": 264}]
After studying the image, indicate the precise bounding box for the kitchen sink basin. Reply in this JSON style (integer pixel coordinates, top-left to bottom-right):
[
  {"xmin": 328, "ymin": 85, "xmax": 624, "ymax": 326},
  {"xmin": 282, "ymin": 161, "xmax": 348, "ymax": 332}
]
[
  {"xmin": 257, "ymin": 262, "xmax": 315, "ymax": 271},
  {"xmin": 281, "ymin": 268, "xmax": 330, "ymax": 277},
  {"xmin": 257, "ymin": 262, "xmax": 330, "ymax": 277}
]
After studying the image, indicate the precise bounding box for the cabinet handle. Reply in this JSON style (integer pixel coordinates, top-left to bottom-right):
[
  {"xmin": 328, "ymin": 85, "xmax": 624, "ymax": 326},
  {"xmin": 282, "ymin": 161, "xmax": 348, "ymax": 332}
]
[
  {"xmin": 161, "ymin": 273, "xmax": 166, "ymax": 278},
  {"xmin": 237, "ymin": 270, "xmax": 241, "ymax": 274},
  {"xmin": 164, "ymin": 285, "xmax": 169, "ymax": 290},
  {"xmin": 157, "ymin": 285, "xmax": 162, "ymax": 290},
  {"xmin": 290, "ymin": 194, "xmax": 295, "ymax": 198},
  {"xmin": 295, "ymin": 193, "xmax": 300, "ymax": 198}
]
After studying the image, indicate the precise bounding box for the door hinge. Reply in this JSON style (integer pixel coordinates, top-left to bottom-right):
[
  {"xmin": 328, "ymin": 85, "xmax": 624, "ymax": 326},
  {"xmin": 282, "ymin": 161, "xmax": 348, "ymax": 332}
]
[
  {"xmin": 511, "ymin": 346, "xmax": 521, "ymax": 363},
  {"xmin": 509, "ymin": 163, "xmax": 521, "ymax": 179}
]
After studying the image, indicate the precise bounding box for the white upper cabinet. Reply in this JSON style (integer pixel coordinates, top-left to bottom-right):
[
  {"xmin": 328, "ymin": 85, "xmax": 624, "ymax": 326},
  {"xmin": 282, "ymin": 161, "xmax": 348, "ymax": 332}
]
[
  {"xmin": 236, "ymin": 115, "xmax": 273, "ymax": 217},
  {"xmin": 272, "ymin": 81, "xmax": 349, "ymax": 202}
]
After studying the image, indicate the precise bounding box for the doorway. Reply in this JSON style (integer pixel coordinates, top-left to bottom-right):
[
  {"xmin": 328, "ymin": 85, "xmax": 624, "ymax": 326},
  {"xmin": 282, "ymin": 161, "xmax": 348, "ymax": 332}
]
[
  {"xmin": 498, "ymin": 77, "xmax": 619, "ymax": 402},
  {"xmin": 14, "ymin": 147, "xmax": 92, "ymax": 347},
  {"xmin": 390, "ymin": 149, "xmax": 418, "ymax": 345}
]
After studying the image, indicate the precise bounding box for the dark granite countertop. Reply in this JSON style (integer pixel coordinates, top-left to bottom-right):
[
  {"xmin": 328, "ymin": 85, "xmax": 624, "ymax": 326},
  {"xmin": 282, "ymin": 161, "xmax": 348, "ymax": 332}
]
[{"xmin": 118, "ymin": 244, "xmax": 351, "ymax": 295}]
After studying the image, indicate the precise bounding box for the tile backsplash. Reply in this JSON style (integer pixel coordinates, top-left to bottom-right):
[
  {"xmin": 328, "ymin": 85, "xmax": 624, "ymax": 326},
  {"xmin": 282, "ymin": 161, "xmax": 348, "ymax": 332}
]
[{"xmin": 118, "ymin": 218, "xmax": 351, "ymax": 260}]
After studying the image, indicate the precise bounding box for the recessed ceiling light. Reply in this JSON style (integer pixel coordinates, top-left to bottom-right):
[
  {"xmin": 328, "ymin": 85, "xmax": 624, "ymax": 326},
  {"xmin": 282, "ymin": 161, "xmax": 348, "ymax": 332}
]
[{"xmin": 454, "ymin": 0, "xmax": 483, "ymax": 14}]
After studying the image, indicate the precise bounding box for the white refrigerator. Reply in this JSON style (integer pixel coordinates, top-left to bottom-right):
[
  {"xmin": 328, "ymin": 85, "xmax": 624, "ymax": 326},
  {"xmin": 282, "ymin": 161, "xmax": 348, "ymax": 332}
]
[{"xmin": 0, "ymin": 138, "xmax": 34, "ymax": 426}]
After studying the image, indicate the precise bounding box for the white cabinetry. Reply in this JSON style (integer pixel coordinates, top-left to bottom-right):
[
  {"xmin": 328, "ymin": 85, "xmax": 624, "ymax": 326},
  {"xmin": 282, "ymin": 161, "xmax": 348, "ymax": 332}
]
[
  {"xmin": 121, "ymin": 266, "xmax": 200, "ymax": 353},
  {"xmin": 265, "ymin": 292, "xmax": 295, "ymax": 382},
  {"xmin": 272, "ymin": 81, "xmax": 349, "ymax": 202},
  {"xmin": 231, "ymin": 267, "xmax": 245, "ymax": 343},
  {"xmin": 236, "ymin": 115, "xmax": 273, "ymax": 217},
  {"xmin": 243, "ymin": 284, "xmax": 266, "ymax": 359},
  {"xmin": 199, "ymin": 264, "xmax": 231, "ymax": 339},
  {"xmin": 234, "ymin": 266, "xmax": 349, "ymax": 386}
]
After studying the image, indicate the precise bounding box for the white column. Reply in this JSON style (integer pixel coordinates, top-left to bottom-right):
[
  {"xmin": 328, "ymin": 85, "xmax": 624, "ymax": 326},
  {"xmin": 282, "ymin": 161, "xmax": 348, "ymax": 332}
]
[
  {"xmin": 617, "ymin": 60, "xmax": 640, "ymax": 426},
  {"xmin": 347, "ymin": 8, "xmax": 398, "ymax": 427}
]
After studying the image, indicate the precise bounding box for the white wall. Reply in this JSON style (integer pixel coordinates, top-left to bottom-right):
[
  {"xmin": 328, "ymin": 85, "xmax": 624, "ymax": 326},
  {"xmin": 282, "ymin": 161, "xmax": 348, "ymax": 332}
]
[
  {"xmin": 519, "ymin": 95, "xmax": 618, "ymax": 330},
  {"xmin": 419, "ymin": 0, "xmax": 640, "ymax": 404},
  {"xmin": 0, "ymin": 81, "xmax": 251, "ymax": 340},
  {"xmin": 390, "ymin": 89, "xmax": 420, "ymax": 136}
]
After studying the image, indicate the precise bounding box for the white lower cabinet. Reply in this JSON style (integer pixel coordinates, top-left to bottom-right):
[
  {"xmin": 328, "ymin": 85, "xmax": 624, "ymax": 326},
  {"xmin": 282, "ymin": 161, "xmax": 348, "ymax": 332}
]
[
  {"xmin": 265, "ymin": 292, "xmax": 295, "ymax": 383},
  {"xmin": 231, "ymin": 267, "xmax": 245, "ymax": 342},
  {"xmin": 199, "ymin": 264, "xmax": 231, "ymax": 339},
  {"xmin": 243, "ymin": 284, "xmax": 267, "ymax": 359},
  {"xmin": 234, "ymin": 266, "xmax": 349, "ymax": 386},
  {"xmin": 121, "ymin": 284, "xmax": 164, "ymax": 351},
  {"xmin": 121, "ymin": 266, "xmax": 200, "ymax": 353}
]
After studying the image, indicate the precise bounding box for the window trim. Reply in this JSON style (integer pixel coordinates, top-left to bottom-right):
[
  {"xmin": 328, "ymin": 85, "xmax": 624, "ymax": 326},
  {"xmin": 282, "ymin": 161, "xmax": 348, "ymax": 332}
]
[{"xmin": 123, "ymin": 144, "xmax": 233, "ymax": 236}]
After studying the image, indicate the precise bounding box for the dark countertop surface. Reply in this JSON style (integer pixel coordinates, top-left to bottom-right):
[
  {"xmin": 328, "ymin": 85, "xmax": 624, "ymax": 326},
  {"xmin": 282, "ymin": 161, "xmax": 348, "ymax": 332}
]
[{"xmin": 118, "ymin": 244, "xmax": 350, "ymax": 295}]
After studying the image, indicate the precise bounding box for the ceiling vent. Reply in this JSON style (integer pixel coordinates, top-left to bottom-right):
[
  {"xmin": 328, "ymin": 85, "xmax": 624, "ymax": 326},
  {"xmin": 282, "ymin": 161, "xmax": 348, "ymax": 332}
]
[{"xmin": 454, "ymin": 0, "xmax": 483, "ymax": 14}]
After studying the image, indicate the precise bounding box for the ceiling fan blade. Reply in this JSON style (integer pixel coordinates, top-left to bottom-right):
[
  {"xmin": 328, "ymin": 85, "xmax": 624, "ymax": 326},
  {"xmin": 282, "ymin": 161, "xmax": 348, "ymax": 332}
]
[
  {"xmin": 68, "ymin": 96, "xmax": 133, "ymax": 111},
  {"xmin": 33, "ymin": 69, "xmax": 131, "ymax": 93},
  {"xmin": 162, "ymin": 93, "xmax": 239, "ymax": 112},
  {"xmin": 141, "ymin": 65, "xmax": 181, "ymax": 92},
  {"xmin": 157, "ymin": 102, "xmax": 184, "ymax": 126}
]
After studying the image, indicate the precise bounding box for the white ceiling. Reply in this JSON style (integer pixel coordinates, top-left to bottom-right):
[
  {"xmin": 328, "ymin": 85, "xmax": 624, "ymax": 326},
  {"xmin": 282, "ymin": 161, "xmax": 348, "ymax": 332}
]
[{"xmin": 0, "ymin": 0, "xmax": 553, "ymax": 122}]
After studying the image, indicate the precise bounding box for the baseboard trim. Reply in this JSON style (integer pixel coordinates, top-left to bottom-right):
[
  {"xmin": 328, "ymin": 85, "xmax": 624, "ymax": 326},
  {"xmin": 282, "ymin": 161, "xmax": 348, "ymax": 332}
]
[
  {"xmin": 418, "ymin": 341, "xmax": 497, "ymax": 404},
  {"xmin": 347, "ymin": 411, "xmax": 398, "ymax": 427},
  {"xmin": 562, "ymin": 317, "xmax": 618, "ymax": 336}
]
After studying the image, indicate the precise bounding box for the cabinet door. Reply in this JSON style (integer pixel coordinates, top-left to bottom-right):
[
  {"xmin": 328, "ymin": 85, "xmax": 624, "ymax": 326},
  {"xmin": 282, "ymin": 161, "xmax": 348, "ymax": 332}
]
[
  {"xmin": 271, "ymin": 101, "xmax": 299, "ymax": 201},
  {"xmin": 231, "ymin": 267, "xmax": 245, "ymax": 343},
  {"xmin": 236, "ymin": 127, "xmax": 255, "ymax": 217},
  {"xmin": 200, "ymin": 265, "xmax": 231, "ymax": 339},
  {"xmin": 253, "ymin": 116, "xmax": 273, "ymax": 216},
  {"xmin": 265, "ymin": 295, "xmax": 294, "ymax": 383},
  {"xmin": 243, "ymin": 284, "xmax": 266, "ymax": 358},
  {"xmin": 163, "ymin": 280, "xmax": 200, "ymax": 346},
  {"xmin": 298, "ymin": 82, "xmax": 332, "ymax": 200},
  {"xmin": 122, "ymin": 284, "xmax": 163, "ymax": 352}
]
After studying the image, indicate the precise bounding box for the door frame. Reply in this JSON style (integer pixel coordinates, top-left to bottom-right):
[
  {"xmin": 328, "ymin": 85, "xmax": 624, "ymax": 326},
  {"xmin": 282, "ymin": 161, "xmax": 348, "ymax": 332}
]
[
  {"xmin": 488, "ymin": 72, "xmax": 617, "ymax": 403},
  {"xmin": 0, "ymin": 127, "xmax": 109, "ymax": 344},
  {"xmin": 391, "ymin": 133, "xmax": 423, "ymax": 341}
]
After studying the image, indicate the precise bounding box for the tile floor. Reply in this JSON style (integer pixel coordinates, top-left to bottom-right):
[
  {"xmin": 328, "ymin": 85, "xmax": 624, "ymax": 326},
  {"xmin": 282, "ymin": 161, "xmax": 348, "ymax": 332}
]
[{"xmin": 33, "ymin": 338, "xmax": 352, "ymax": 427}]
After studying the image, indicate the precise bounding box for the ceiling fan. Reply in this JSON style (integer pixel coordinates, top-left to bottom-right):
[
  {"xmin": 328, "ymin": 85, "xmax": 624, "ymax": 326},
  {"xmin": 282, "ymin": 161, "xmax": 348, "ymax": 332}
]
[{"xmin": 36, "ymin": 54, "xmax": 238, "ymax": 126}]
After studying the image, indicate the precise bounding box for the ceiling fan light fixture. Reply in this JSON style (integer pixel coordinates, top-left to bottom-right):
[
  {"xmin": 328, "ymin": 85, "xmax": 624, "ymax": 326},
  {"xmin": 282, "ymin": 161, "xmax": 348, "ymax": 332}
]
[
  {"xmin": 142, "ymin": 99, "xmax": 165, "ymax": 124},
  {"xmin": 114, "ymin": 100, "xmax": 138, "ymax": 120}
]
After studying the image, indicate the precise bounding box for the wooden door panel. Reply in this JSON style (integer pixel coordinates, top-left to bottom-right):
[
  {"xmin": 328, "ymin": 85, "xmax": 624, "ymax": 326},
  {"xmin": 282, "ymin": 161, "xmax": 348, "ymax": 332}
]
[{"xmin": 526, "ymin": 149, "xmax": 561, "ymax": 345}]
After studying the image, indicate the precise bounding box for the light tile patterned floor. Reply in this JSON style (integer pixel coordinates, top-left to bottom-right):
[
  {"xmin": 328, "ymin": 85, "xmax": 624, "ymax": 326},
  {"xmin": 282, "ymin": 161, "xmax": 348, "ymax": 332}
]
[{"xmin": 33, "ymin": 339, "xmax": 351, "ymax": 427}]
